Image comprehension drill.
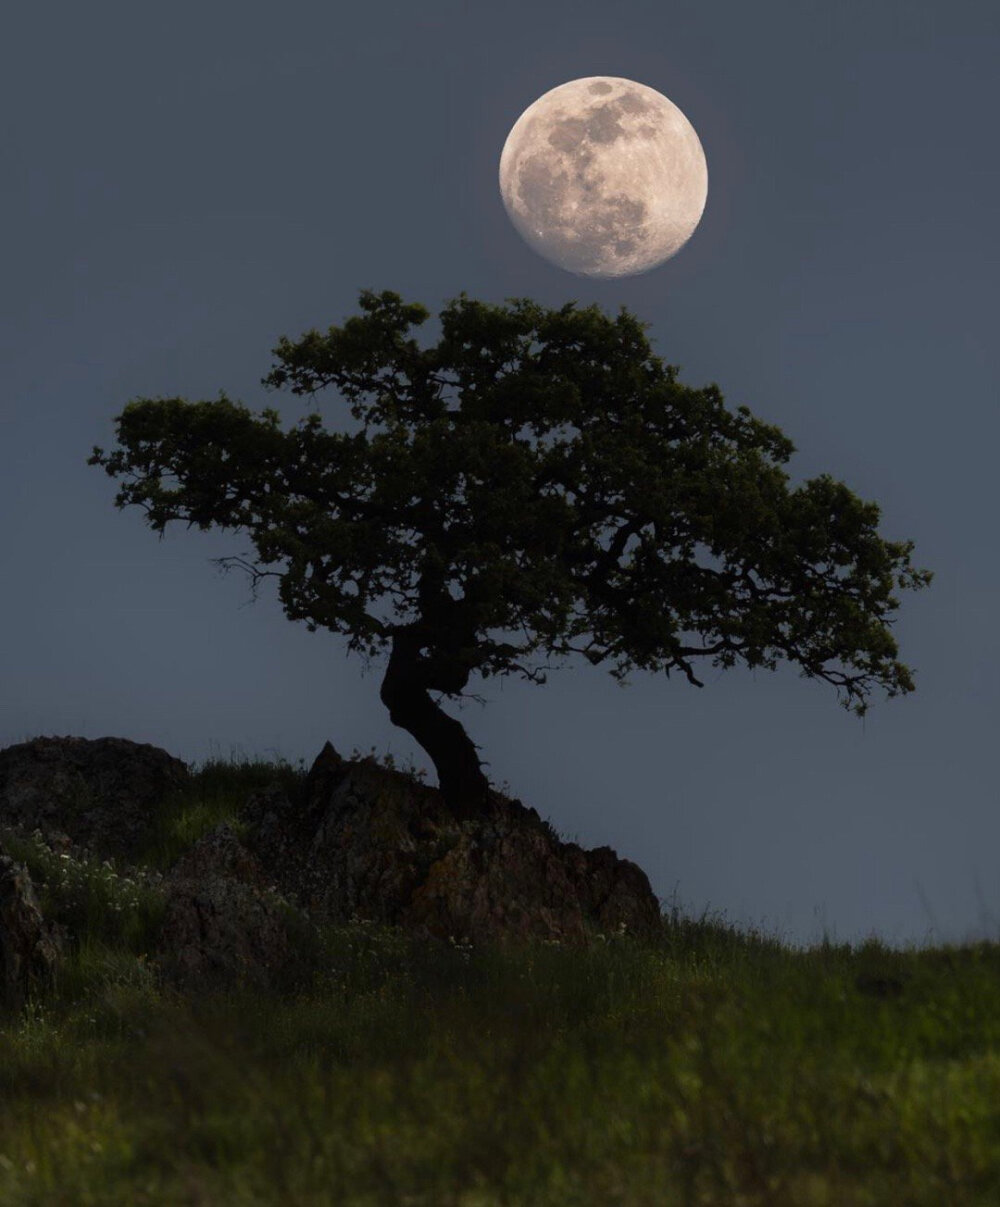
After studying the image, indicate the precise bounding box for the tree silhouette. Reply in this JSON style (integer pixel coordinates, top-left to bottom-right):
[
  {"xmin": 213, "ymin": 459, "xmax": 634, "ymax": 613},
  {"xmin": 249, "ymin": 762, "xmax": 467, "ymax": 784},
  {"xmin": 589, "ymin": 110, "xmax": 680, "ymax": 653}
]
[{"xmin": 89, "ymin": 290, "xmax": 932, "ymax": 816}]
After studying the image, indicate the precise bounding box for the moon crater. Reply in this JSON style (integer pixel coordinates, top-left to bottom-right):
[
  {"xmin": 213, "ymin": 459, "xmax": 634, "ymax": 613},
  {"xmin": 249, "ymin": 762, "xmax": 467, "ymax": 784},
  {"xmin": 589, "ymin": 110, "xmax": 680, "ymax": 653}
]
[{"xmin": 499, "ymin": 77, "xmax": 708, "ymax": 278}]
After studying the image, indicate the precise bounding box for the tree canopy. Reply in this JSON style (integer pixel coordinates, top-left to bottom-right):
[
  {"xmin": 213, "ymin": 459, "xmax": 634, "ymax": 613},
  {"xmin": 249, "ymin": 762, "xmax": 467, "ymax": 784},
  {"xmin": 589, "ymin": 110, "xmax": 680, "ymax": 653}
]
[{"xmin": 88, "ymin": 289, "xmax": 932, "ymax": 813}]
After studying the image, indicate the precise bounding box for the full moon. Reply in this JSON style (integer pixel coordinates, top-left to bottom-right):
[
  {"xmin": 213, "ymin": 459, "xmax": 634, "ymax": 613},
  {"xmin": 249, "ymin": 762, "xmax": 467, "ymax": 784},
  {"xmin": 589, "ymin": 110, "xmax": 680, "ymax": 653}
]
[{"xmin": 498, "ymin": 76, "xmax": 708, "ymax": 278}]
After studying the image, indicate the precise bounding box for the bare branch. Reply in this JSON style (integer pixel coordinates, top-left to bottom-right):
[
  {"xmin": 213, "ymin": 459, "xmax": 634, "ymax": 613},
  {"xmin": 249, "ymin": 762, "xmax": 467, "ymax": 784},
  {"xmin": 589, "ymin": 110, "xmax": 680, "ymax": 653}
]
[
  {"xmin": 506, "ymin": 661, "xmax": 550, "ymax": 685},
  {"xmin": 210, "ymin": 555, "xmax": 284, "ymax": 602}
]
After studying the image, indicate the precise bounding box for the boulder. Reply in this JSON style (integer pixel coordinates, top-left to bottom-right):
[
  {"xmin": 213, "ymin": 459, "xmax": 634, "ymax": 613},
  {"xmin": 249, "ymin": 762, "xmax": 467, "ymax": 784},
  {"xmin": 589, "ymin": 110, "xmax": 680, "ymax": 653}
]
[
  {"xmin": 0, "ymin": 847, "xmax": 63, "ymax": 1010},
  {"xmin": 155, "ymin": 823, "xmax": 295, "ymax": 989},
  {"xmin": 0, "ymin": 733, "xmax": 666, "ymax": 976},
  {"xmin": 242, "ymin": 741, "xmax": 664, "ymax": 947},
  {"xmin": 0, "ymin": 736, "xmax": 191, "ymax": 862},
  {"xmin": 166, "ymin": 820, "xmax": 271, "ymax": 891},
  {"xmin": 405, "ymin": 821, "xmax": 664, "ymax": 945}
]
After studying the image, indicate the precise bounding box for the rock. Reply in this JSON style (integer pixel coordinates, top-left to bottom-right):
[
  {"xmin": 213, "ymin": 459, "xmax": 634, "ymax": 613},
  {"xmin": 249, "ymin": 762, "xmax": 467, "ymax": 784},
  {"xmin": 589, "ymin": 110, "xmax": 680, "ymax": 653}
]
[
  {"xmin": 167, "ymin": 821, "xmax": 270, "ymax": 891},
  {"xmin": 405, "ymin": 816, "xmax": 661, "ymax": 945},
  {"xmin": 0, "ymin": 736, "xmax": 191, "ymax": 862},
  {"xmin": 242, "ymin": 744, "xmax": 664, "ymax": 947},
  {"xmin": 155, "ymin": 823, "xmax": 295, "ymax": 990},
  {"xmin": 563, "ymin": 840, "xmax": 667, "ymax": 938},
  {"xmin": 0, "ymin": 733, "xmax": 665, "ymax": 984},
  {"xmin": 0, "ymin": 847, "xmax": 63, "ymax": 1010}
]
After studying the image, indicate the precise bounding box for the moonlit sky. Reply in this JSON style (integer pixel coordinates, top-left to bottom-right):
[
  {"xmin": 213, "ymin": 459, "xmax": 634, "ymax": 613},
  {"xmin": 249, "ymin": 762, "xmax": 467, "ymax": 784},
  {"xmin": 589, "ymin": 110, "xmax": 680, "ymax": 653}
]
[{"xmin": 3, "ymin": 0, "xmax": 997, "ymax": 947}]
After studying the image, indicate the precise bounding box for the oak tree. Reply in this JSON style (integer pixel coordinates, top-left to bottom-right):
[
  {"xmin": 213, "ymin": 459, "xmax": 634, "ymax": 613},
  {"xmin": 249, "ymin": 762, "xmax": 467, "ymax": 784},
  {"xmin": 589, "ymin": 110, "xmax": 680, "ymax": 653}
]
[{"xmin": 89, "ymin": 290, "xmax": 932, "ymax": 815}]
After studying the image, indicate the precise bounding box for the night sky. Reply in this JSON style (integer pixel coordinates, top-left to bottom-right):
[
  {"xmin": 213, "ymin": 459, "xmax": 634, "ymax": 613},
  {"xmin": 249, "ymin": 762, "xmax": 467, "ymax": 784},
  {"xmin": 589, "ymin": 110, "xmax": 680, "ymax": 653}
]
[{"xmin": 3, "ymin": 0, "xmax": 997, "ymax": 947}]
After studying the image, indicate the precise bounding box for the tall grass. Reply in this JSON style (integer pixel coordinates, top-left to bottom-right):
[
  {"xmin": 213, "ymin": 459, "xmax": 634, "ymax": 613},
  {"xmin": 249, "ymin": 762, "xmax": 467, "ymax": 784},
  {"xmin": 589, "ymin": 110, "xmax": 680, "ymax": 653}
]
[
  {"xmin": 2, "ymin": 749, "xmax": 1000, "ymax": 1204},
  {"xmin": 138, "ymin": 745, "xmax": 309, "ymax": 871}
]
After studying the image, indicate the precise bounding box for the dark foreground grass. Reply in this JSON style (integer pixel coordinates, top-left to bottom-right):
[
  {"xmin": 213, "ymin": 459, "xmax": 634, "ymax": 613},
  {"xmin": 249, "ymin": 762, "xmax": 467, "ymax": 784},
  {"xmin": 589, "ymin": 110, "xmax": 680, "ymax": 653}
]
[{"xmin": 3, "ymin": 752, "xmax": 1000, "ymax": 1204}]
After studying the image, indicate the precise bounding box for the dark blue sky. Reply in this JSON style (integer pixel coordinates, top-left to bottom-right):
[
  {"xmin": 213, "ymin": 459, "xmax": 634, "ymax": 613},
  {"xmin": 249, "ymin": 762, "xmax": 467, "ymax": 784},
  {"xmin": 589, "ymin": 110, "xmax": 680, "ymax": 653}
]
[{"xmin": 3, "ymin": 0, "xmax": 997, "ymax": 946}]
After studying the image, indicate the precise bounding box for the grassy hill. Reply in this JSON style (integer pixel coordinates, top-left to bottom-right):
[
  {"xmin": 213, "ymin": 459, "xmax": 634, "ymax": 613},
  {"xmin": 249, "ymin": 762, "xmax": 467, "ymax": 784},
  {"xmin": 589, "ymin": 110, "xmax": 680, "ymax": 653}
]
[{"xmin": 2, "ymin": 751, "xmax": 999, "ymax": 1205}]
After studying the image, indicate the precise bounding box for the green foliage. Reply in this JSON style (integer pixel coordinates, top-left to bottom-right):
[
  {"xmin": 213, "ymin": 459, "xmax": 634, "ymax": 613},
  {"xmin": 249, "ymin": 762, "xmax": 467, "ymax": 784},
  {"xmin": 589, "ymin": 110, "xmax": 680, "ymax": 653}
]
[
  {"xmin": 1, "ymin": 754, "xmax": 999, "ymax": 1204},
  {"xmin": 89, "ymin": 289, "xmax": 931, "ymax": 718},
  {"xmin": 0, "ymin": 827, "xmax": 166, "ymax": 956},
  {"xmin": 4, "ymin": 909, "xmax": 1000, "ymax": 1203},
  {"xmin": 138, "ymin": 750, "xmax": 307, "ymax": 870}
]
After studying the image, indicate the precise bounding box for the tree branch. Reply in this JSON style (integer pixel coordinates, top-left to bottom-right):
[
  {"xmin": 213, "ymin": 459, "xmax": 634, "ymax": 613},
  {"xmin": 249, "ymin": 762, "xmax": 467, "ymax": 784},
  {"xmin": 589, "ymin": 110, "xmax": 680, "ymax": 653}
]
[{"xmin": 211, "ymin": 555, "xmax": 283, "ymax": 601}]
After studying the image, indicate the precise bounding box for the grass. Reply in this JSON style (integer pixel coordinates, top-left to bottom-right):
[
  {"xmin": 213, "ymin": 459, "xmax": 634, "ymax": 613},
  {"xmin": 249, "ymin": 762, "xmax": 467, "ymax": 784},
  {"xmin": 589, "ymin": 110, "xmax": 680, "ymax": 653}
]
[{"xmin": 2, "ymin": 748, "xmax": 1000, "ymax": 1204}]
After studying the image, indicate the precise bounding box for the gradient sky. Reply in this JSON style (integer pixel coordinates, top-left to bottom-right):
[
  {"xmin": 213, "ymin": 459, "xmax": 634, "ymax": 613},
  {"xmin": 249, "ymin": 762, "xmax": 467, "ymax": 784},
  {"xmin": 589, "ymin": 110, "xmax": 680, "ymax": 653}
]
[{"xmin": 3, "ymin": 0, "xmax": 997, "ymax": 947}]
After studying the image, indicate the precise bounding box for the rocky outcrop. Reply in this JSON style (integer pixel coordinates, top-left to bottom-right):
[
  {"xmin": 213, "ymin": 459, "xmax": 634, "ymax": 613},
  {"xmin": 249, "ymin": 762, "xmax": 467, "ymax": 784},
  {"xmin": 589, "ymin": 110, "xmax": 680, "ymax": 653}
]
[
  {"xmin": 242, "ymin": 741, "xmax": 663, "ymax": 947},
  {"xmin": 0, "ymin": 847, "xmax": 63, "ymax": 1010},
  {"xmin": 166, "ymin": 821, "xmax": 270, "ymax": 892},
  {"xmin": 0, "ymin": 736, "xmax": 191, "ymax": 862},
  {"xmin": 405, "ymin": 822, "xmax": 664, "ymax": 946},
  {"xmin": 0, "ymin": 732, "xmax": 665, "ymax": 990},
  {"xmin": 155, "ymin": 823, "xmax": 296, "ymax": 989}
]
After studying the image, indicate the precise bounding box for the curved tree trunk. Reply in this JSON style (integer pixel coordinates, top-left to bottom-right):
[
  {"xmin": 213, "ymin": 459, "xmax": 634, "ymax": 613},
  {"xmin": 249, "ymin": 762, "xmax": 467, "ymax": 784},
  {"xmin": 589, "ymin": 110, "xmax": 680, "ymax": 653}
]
[{"xmin": 379, "ymin": 623, "xmax": 491, "ymax": 817}]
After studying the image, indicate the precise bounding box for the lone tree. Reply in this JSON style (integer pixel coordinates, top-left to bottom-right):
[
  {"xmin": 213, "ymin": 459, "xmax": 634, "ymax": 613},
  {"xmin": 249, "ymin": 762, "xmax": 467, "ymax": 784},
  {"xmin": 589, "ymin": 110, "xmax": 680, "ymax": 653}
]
[{"xmin": 89, "ymin": 290, "xmax": 931, "ymax": 816}]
